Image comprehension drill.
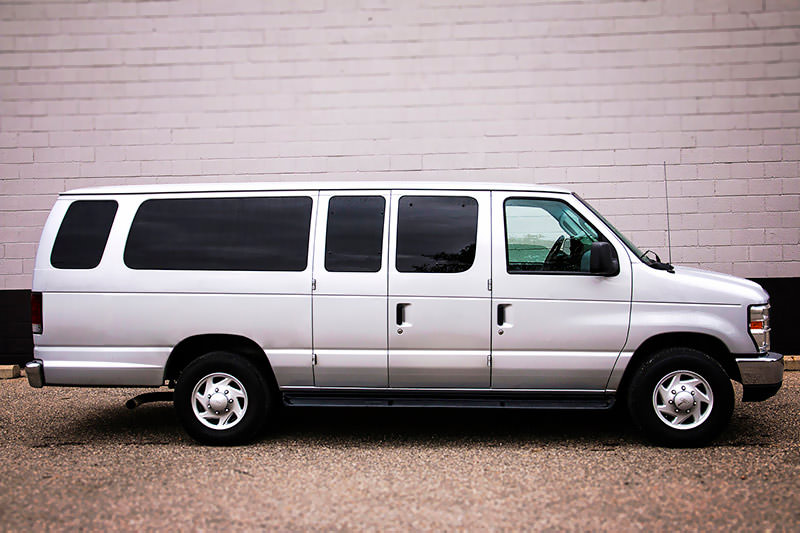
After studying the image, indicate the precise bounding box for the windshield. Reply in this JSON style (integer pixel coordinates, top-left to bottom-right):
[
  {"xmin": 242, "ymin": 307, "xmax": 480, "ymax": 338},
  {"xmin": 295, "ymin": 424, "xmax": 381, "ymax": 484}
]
[{"xmin": 573, "ymin": 193, "xmax": 647, "ymax": 261}]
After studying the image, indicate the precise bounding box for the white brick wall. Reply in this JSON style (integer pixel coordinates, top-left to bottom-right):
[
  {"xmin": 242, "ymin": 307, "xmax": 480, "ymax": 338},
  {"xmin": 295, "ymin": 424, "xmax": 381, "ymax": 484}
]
[{"xmin": 1, "ymin": 0, "xmax": 799, "ymax": 289}]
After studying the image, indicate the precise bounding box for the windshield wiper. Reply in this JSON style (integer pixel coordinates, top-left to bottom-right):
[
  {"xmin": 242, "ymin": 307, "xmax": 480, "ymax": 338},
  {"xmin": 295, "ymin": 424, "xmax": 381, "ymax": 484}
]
[{"xmin": 640, "ymin": 250, "xmax": 674, "ymax": 273}]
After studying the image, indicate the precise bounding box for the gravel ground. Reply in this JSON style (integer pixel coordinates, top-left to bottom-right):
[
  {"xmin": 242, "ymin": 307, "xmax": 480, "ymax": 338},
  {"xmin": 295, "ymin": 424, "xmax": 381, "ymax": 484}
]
[{"xmin": 0, "ymin": 374, "xmax": 798, "ymax": 531}]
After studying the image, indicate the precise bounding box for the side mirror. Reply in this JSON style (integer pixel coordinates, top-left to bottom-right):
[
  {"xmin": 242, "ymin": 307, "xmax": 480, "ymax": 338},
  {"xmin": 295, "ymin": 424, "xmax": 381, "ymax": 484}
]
[{"xmin": 590, "ymin": 241, "xmax": 619, "ymax": 276}]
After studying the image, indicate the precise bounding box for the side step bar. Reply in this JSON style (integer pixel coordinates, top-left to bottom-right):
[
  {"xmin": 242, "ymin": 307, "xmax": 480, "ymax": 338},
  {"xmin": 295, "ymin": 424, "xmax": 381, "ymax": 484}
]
[{"xmin": 282, "ymin": 389, "xmax": 614, "ymax": 410}]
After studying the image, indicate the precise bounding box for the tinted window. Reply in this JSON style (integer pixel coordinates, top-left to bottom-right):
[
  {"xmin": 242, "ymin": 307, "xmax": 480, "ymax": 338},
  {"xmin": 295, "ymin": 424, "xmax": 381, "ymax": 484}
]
[
  {"xmin": 51, "ymin": 200, "xmax": 118, "ymax": 269},
  {"xmin": 504, "ymin": 198, "xmax": 602, "ymax": 273},
  {"xmin": 396, "ymin": 196, "xmax": 478, "ymax": 273},
  {"xmin": 124, "ymin": 197, "xmax": 312, "ymax": 271},
  {"xmin": 325, "ymin": 196, "xmax": 385, "ymax": 272}
]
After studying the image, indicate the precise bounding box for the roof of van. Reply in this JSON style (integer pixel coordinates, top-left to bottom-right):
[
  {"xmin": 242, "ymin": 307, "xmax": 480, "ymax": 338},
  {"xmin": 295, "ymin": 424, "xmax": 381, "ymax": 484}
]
[{"xmin": 61, "ymin": 181, "xmax": 572, "ymax": 196}]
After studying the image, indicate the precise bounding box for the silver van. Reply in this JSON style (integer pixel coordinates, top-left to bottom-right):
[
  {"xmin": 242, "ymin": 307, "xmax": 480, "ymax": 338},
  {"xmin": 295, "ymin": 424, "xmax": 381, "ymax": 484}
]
[{"xmin": 26, "ymin": 182, "xmax": 783, "ymax": 446}]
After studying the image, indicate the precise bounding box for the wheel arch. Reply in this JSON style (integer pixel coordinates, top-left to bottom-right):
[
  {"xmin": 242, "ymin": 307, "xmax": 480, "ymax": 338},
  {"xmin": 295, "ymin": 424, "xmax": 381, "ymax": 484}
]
[
  {"xmin": 616, "ymin": 332, "xmax": 741, "ymax": 398},
  {"xmin": 164, "ymin": 334, "xmax": 279, "ymax": 395}
]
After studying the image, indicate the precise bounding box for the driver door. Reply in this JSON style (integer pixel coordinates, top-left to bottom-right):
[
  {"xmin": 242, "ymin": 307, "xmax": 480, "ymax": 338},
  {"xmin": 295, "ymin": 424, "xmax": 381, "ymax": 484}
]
[{"xmin": 490, "ymin": 192, "xmax": 632, "ymax": 391}]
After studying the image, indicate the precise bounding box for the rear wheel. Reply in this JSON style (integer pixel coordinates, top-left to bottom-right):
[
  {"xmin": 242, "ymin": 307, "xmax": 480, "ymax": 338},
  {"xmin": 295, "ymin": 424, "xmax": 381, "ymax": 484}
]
[
  {"xmin": 174, "ymin": 351, "xmax": 272, "ymax": 445},
  {"xmin": 627, "ymin": 347, "xmax": 734, "ymax": 447}
]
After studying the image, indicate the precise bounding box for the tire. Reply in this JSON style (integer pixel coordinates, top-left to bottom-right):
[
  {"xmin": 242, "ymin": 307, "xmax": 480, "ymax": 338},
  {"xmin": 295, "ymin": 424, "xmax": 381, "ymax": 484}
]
[
  {"xmin": 627, "ymin": 347, "xmax": 734, "ymax": 447},
  {"xmin": 174, "ymin": 351, "xmax": 273, "ymax": 445}
]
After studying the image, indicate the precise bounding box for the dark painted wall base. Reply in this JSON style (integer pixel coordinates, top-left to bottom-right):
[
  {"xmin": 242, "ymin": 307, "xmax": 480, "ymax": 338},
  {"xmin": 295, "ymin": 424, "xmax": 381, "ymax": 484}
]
[
  {"xmin": 1, "ymin": 289, "xmax": 34, "ymax": 365},
  {"xmin": 1, "ymin": 278, "xmax": 798, "ymax": 364},
  {"xmin": 749, "ymin": 278, "xmax": 798, "ymax": 356}
]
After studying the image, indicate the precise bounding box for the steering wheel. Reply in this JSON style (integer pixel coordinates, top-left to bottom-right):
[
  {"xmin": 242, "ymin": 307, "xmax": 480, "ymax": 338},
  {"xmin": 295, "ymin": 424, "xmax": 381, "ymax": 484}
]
[{"xmin": 544, "ymin": 235, "xmax": 565, "ymax": 265}]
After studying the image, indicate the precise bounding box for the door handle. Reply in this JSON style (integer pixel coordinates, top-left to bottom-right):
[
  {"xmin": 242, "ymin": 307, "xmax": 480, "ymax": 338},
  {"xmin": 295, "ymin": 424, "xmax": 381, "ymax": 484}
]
[
  {"xmin": 497, "ymin": 304, "xmax": 511, "ymax": 327},
  {"xmin": 396, "ymin": 303, "xmax": 410, "ymax": 326}
]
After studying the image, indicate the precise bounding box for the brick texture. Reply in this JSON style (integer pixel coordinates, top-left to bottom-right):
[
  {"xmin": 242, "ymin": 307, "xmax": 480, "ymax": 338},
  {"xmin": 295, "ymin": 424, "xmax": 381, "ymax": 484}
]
[{"xmin": 1, "ymin": 0, "xmax": 799, "ymax": 288}]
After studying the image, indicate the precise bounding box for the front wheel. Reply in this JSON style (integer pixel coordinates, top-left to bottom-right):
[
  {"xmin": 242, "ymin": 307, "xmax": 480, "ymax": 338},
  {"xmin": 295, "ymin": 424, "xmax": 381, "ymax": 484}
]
[
  {"xmin": 174, "ymin": 351, "xmax": 272, "ymax": 445},
  {"xmin": 627, "ymin": 347, "xmax": 734, "ymax": 447}
]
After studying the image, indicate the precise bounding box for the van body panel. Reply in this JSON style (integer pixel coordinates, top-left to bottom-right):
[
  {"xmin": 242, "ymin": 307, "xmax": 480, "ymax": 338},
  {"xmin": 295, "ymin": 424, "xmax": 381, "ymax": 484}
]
[
  {"xmin": 624, "ymin": 261, "xmax": 764, "ymax": 356},
  {"xmin": 490, "ymin": 302, "xmax": 631, "ymax": 389},
  {"xmin": 311, "ymin": 190, "xmax": 391, "ymax": 387},
  {"xmin": 34, "ymin": 191, "xmax": 319, "ymax": 389},
  {"xmin": 632, "ymin": 263, "xmax": 769, "ymax": 306},
  {"xmin": 605, "ymin": 299, "xmax": 754, "ymax": 392},
  {"xmin": 37, "ymin": 292, "xmax": 315, "ymax": 386},
  {"xmin": 312, "ymin": 295, "xmax": 388, "ymax": 387},
  {"xmin": 259, "ymin": 349, "xmax": 315, "ymax": 387},
  {"xmin": 387, "ymin": 190, "xmax": 491, "ymax": 388},
  {"xmin": 35, "ymin": 346, "xmax": 167, "ymax": 386},
  {"xmin": 37, "ymin": 293, "xmax": 310, "ymax": 348},
  {"xmin": 489, "ymin": 191, "xmax": 633, "ymax": 390},
  {"xmin": 387, "ymin": 299, "xmax": 491, "ymax": 387},
  {"xmin": 625, "ymin": 302, "xmax": 749, "ymax": 354},
  {"xmin": 36, "ymin": 192, "xmax": 318, "ymax": 296}
]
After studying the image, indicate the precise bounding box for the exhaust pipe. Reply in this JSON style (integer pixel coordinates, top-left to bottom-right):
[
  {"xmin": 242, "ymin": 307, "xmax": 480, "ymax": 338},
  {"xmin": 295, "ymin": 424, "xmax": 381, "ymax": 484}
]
[{"xmin": 125, "ymin": 391, "xmax": 174, "ymax": 409}]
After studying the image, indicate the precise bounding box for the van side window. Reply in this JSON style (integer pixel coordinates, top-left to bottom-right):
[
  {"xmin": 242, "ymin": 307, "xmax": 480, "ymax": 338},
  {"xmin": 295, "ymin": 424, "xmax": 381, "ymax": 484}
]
[
  {"xmin": 396, "ymin": 195, "xmax": 478, "ymax": 273},
  {"xmin": 504, "ymin": 198, "xmax": 602, "ymax": 274},
  {"xmin": 51, "ymin": 200, "xmax": 118, "ymax": 269},
  {"xmin": 325, "ymin": 196, "xmax": 385, "ymax": 272},
  {"xmin": 124, "ymin": 197, "xmax": 312, "ymax": 271}
]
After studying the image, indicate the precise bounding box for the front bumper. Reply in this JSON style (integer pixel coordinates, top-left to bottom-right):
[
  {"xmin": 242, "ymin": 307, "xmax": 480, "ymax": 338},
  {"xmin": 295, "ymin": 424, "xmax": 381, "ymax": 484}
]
[
  {"xmin": 736, "ymin": 351, "xmax": 783, "ymax": 402},
  {"xmin": 25, "ymin": 360, "xmax": 44, "ymax": 388}
]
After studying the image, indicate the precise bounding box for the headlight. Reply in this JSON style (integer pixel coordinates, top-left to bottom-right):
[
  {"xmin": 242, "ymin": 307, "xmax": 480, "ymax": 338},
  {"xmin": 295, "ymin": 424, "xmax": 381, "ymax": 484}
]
[{"xmin": 748, "ymin": 304, "xmax": 770, "ymax": 353}]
